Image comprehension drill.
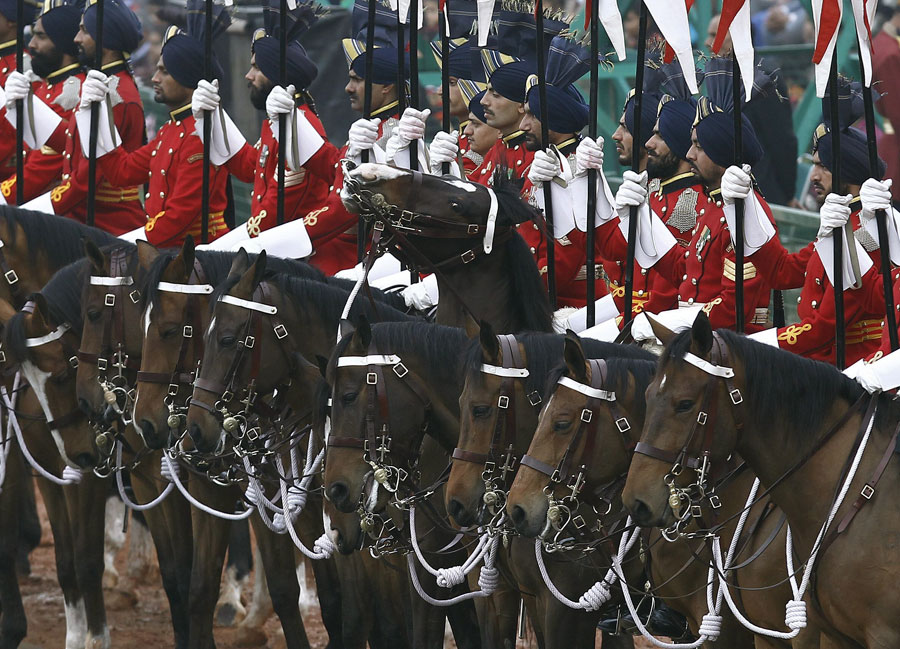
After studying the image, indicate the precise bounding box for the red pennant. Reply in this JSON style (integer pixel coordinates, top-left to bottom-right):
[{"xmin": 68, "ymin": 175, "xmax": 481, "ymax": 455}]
[
  {"xmin": 438, "ymin": 0, "xmax": 445, "ymax": 13},
  {"xmin": 812, "ymin": 0, "xmax": 841, "ymax": 63},
  {"xmin": 583, "ymin": 0, "xmax": 592, "ymax": 31},
  {"xmin": 664, "ymin": 0, "xmax": 694, "ymax": 63},
  {"xmin": 713, "ymin": 0, "xmax": 744, "ymax": 54}
]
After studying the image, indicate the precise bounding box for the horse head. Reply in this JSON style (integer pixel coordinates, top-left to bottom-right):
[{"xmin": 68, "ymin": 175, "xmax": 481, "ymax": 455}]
[{"xmin": 622, "ymin": 312, "xmax": 743, "ymax": 528}]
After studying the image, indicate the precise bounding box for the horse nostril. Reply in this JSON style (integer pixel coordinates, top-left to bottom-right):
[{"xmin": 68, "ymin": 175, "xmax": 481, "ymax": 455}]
[
  {"xmin": 74, "ymin": 453, "xmax": 95, "ymax": 469},
  {"xmin": 325, "ymin": 482, "xmax": 349, "ymax": 509},
  {"xmin": 510, "ymin": 504, "xmax": 527, "ymax": 529},
  {"xmin": 188, "ymin": 423, "xmax": 203, "ymax": 447},
  {"xmin": 630, "ymin": 499, "xmax": 654, "ymax": 527},
  {"xmin": 447, "ymin": 499, "xmax": 466, "ymax": 525},
  {"xmin": 78, "ymin": 398, "xmax": 92, "ymax": 416},
  {"xmin": 140, "ymin": 419, "xmax": 155, "ymax": 441}
]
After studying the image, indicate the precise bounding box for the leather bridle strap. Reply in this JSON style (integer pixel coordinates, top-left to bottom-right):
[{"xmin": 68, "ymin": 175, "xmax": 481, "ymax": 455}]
[{"xmin": 0, "ymin": 239, "xmax": 22, "ymax": 302}]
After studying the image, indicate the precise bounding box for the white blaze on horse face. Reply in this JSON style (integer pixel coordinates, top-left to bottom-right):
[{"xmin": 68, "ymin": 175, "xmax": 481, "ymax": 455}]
[
  {"xmin": 142, "ymin": 302, "xmax": 153, "ymax": 336},
  {"xmin": 206, "ymin": 316, "xmax": 217, "ymax": 340},
  {"xmin": 446, "ymin": 178, "xmax": 476, "ymax": 193},
  {"xmin": 352, "ymin": 162, "xmax": 409, "ymax": 182},
  {"xmin": 63, "ymin": 598, "xmax": 87, "ymax": 649},
  {"xmin": 659, "ymin": 373, "xmax": 667, "ymax": 391},
  {"xmin": 21, "ymin": 361, "xmax": 75, "ymax": 466}
]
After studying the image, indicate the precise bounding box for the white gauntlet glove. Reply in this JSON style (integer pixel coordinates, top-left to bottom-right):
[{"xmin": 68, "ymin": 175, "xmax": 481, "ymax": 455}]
[
  {"xmin": 191, "ymin": 79, "xmax": 220, "ymax": 119},
  {"xmin": 266, "ymin": 84, "xmax": 295, "ymax": 123},
  {"xmin": 817, "ymin": 193, "xmax": 852, "ymax": 239},
  {"xmin": 4, "ymin": 70, "xmax": 36, "ymax": 108},
  {"xmin": 347, "ymin": 118, "xmax": 380, "ymax": 158},
  {"xmin": 397, "ymin": 106, "xmax": 430, "ymax": 141},
  {"xmin": 859, "ymin": 178, "xmax": 893, "ymax": 222},
  {"xmin": 527, "ymin": 149, "xmax": 559, "ymax": 187},
  {"xmin": 614, "ymin": 169, "xmax": 648, "ymax": 210},
  {"xmin": 429, "ymin": 130, "xmax": 459, "ymax": 171},
  {"xmin": 574, "ymin": 136, "xmax": 604, "ymax": 176},
  {"xmin": 401, "ymin": 275, "xmax": 439, "ymax": 310},
  {"xmin": 79, "ymin": 69, "xmax": 110, "ymax": 109},
  {"xmin": 720, "ymin": 164, "xmax": 752, "ymax": 206}
]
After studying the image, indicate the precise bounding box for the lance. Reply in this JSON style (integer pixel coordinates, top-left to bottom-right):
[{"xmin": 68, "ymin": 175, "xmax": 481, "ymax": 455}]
[
  {"xmin": 732, "ymin": 51, "xmax": 744, "ymax": 333},
  {"xmin": 858, "ymin": 58, "xmax": 898, "ymax": 350},
  {"xmin": 534, "ymin": 0, "xmax": 555, "ymax": 308},
  {"xmin": 276, "ymin": 0, "xmax": 287, "ymax": 226},
  {"xmin": 828, "ymin": 55, "xmax": 845, "ymax": 369},
  {"xmin": 439, "ymin": 0, "xmax": 450, "ymax": 175},
  {"xmin": 86, "ymin": 0, "xmax": 104, "ymax": 228},
  {"xmin": 622, "ymin": 2, "xmax": 648, "ymax": 324},
  {"xmin": 396, "ymin": 2, "xmax": 405, "ymax": 117},
  {"xmin": 358, "ymin": 0, "xmax": 377, "ymax": 261},
  {"xmin": 14, "ymin": 0, "xmax": 24, "ymax": 205},
  {"xmin": 585, "ymin": 0, "xmax": 598, "ymax": 326},
  {"xmin": 199, "ymin": 0, "xmax": 213, "ymax": 244},
  {"xmin": 407, "ymin": 0, "xmax": 419, "ymax": 172}
]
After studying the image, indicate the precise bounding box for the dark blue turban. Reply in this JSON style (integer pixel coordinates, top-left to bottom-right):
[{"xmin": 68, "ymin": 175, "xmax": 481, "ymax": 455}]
[
  {"xmin": 815, "ymin": 125, "xmax": 886, "ymax": 186},
  {"xmin": 348, "ymin": 46, "xmax": 408, "ymax": 85},
  {"xmin": 469, "ymin": 89, "xmax": 487, "ymax": 122},
  {"xmin": 160, "ymin": 0, "xmax": 229, "ymax": 90},
  {"xmin": 0, "ymin": 0, "xmax": 39, "ymax": 24},
  {"xmin": 526, "ymin": 80, "xmax": 588, "ymax": 134},
  {"xmin": 83, "ymin": 0, "xmax": 142, "ymax": 54},
  {"xmin": 657, "ymin": 97, "xmax": 696, "ymax": 160},
  {"xmin": 40, "ymin": 1, "xmax": 83, "ymax": 56},
  {"xmin": 623, "ymin": 90, "xmax": 661, "ymax": 141},
  {"xmin": 488, "ymin": 60, "xmax": 534, "ymax": 103},
  {"xmin": 254, "ymin": 37, "xmax": 317, "ymax": 90},
  {"xmin": 694, "ymin": 110, "xmax": 763, "ymax": 168}
]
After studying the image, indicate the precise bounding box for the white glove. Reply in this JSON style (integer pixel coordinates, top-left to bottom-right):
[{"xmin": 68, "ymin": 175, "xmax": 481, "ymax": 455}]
[
  {"xmin": 191, "ymin": 79, "xmax": 220, "ymax": 119},
  {"xmin": 527, "ymin": 149, "xmax": 559, "ymax": 187},
  {"xmin": 79, "ymin": 69, "xmax": 110, "ymax": 110},
  {"xmin": 721, "ymin": 164, "xmax": 752, "ymax": 206},
  {"xmin": 817, "ymin": 193, "xmax": 852, "ymax": 239},
  {"xmin": 574, "ymin": 136, "xmax": 604, "ymax": 176},
  {"xmin": 401, "ymin": 275, "xmax": 439, "ymax": 310},
  {"xmin": 334, "ymin": 265, "xmax": 363, "ymax": 281},
  {"xmin": 581, "ymin": 316, "xmax": 622, "ymax": 342},
  {"xmin": 748, "ymin": 327, "xmax": 779, "ymax": 347},
  {"xmin": 266, "ymin": 84, "xmax": 295, "ymax": 123},
  {"xmin": 347, "ymin": 118, "xmax": 380, "ymax": 158},
  {"xmin": 429, "ymin": 130, "xmax": 459, "ymax": 169},
  {"xmin": 4, "ymin": 70, "xmax": 35, "ymax": 108},
  {"xmin": 848, "ymin": 350, "xmax": 900, "ymax": 393},
  {"xmin": 396, "ymin": 107, "xmax": 430, "ymax": 142},
  {"xmin": 614, "ymin": 170, "xmax": 648, "ymax": 210},
  {"xmin": 859, "ymin": 178, "xmax": 893, "ymax": 222}
]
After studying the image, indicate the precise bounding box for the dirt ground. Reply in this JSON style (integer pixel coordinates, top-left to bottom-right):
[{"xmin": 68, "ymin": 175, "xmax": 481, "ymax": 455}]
[{"xmin": 20, "ymin": 486, "xmax": 656, "ymax": 649}]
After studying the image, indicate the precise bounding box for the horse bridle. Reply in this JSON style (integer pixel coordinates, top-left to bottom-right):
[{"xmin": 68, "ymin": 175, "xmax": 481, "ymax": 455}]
[
  {"xmin": 451, "ymin": 334, "xmax": 541, "ymax": 518},
  {"xmin": 0, "ymin": 238, "xmax": 23, "ymax": 303},
  {"xmin": 520, "ymin": 359, "xmax": 634, "ymax": 542}
]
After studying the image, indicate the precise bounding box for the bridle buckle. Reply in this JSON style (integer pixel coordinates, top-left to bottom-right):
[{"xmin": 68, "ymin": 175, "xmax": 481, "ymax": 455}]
[
  {"xmin": 392, "ymin": 362, "xmax": 408, "ymax": 378},
  {"xmin": 129, "ymin": 290, "xmax": 141, "ymax": 304},
  {"xmin": 183, "ymin": 325, "xmax": 193, "ymax": 338},
  {"xmin": 274, "ymin": 324, "xmax": 288, "ymax": 340},
  {"xmin": 97, "ymin": 358, "xmax": 108, "ymax": 371},
  {"xmin": 461, "ymin": 250, "xmax": 476, "ymax": 264},
  {"xmin": 580, "ymin": 408, "xmax": 593, "ymax": 423},
  {"xmin": 497, "ymin": 395, "xmax": 509, "ymax": 409},
  {"xmin": 697, "ymin": 411, "xmax": 708, "ymax": 425},
  {"xmin": 467, "ymin": 223, "xmax": 480, "ymax": 235},
  {"xmin": 243, "ymin": 335, "xmax": 255, "ymax": 349},
  {"xmin": 167, "ymin": 383, "xmax": 179, "ymax": 396},
  {"xmin": 104, "ymin": 293, "xmax": 116, "ymax": 307},
  {"xmin": 4, "ymin": 269, "xmax": 18, "ymax": 284},
  {"xmin": 615, "ymin": 417, "xmax": 631, "ymax": 433},
  {"xmin": 729, "ymin": 388, "xmax": 743, "ymax": 405},
  {"xmin": 366, "ymin": 372, "xmax": 378, "ymax": 385}
]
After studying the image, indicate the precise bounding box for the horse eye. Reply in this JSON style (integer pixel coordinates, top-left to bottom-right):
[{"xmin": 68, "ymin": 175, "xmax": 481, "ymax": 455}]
[
  {"xmin": 675, "ymin": 399, "xmax": 694, "ymax": 413},
  {"xmin": 341, "ymin": 392, "xmax": 358, "ymax": 405},
  {"xmin": 472, "ymin": 405, "xmax": 491, "ymax": 419},
  {"xmin": 161, "ymin": 327, "xmax": 179, "ymax": 340},
  {"xmin": 553, "ymin": 420, "xmax": 572, "ymax": 433},
  {"xmin": 87, "ymin": 309, "xmax": 101, "ymax": 322},
  {"xmin": 219, "ymin": 336, "xmax": 236, "ymax": 348}
]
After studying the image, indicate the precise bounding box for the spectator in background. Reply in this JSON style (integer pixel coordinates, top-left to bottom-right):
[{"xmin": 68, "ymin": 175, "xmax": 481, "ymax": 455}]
[
  {"xmin": 874, "ymin": 2, "xmax": 900, "ymax": 205},
  {"xmin": 622, "ymin": 0, "xmax": 661, "ymax": 50},
  {"xmin": 706, "ymin": 14, "xmax": 797, "ymax": 206}
]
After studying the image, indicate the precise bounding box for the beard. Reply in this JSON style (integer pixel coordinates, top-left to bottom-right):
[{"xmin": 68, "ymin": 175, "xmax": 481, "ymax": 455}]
[
  {"xmin": 77, "ymin": 45, "xmax": 95, "ymax": 68},
  {"xmin": 30, "ymin": 48, "xmax": 64, "ymax": 79},
  {"xmin": 250, "ymin": 81, "xmax": 273, "ymax": 111},
  {"xmin": 647, "ymin": 150, "xmax": 681, "ymax": 180},
  {"xmin": 524, "ymin": 133, "xmax": 540, "ymax": 151}
]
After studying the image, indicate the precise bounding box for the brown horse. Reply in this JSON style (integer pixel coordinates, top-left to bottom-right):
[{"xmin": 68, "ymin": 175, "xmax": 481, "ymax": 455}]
[
  {"xmin": 622, "ymin": 313, "xmax": 896, "ymax": 648},
  {"xmin": 340, "ymin": 162, "xmax": 553, "ymax": 332},
  {"xmin": 508, "ymin": 332, "xmax": 822, "ymax": 649}
]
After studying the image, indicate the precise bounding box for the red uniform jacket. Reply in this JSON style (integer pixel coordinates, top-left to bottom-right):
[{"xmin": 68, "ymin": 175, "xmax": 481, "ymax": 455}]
[
  {"xmin": 99, "ymin": 104, "xmax": 229, "ymax": 247},
  {"xmin": 752, "ymin": 205, "xmax": 885, "ymax": 364},
  {"xmin": 866, "ymin": 267, "xmax": 900, "ymax": 361},
  {"xmin": 457, "ymin": 125, "xmax": 479, "ymax": 177},
  {"xmin": 470, "ymin": 130, "xmax": 534, "ymax": 187},
  {"xmin": 42, "ymin": 61, "xmax": 145, "ymax": 235},
  {"xmin": 225, "ymin": 105, "xmax": 331, "ymax": 237},
  {"xmin": 0, "ymin": 42, "xmax": 22, "ymax": 181},
  {"xmin": 874, "ymin": 27, "xmax": 900, "ymax": 204},
  {"xmin": 0, "ymin": 63, "xmax": 84, "ymax": 204}
]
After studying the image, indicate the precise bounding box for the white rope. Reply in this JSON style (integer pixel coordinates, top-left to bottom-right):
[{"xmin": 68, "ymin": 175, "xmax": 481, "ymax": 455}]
[
  {"xmin": 1, "ymin": 381, "xmax": 81, "ymax": 486},
  {"xmin": 275, "ymin": 452, "xmax": 333, "ymax": 560},
  {"xmin": 338, "ymin": 273, "xmax": 366, "ymax": 343},
  {"xmin": 111, "ymin": 442, "xmax": 174, "ymax": 511},
  {"xmin": 162, "ymin": 451, "xmax": 254, "ymax": 520},
  {"xmin": 407, "ymin": 535, "xmax": 500, "ymax": 606}
]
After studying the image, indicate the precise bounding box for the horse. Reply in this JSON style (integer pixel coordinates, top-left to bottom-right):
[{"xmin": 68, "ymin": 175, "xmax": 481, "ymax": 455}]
[
  {"xmin": 340, "ymin": 162, "xmax": 553, "ymax": 332},
  {"xmin": 508, "ymin": 332, "xmax": 820, "ymax": 649},
  {"xmin": 622, "ymin": 312, "xmax": 896, "ymax": 648}
]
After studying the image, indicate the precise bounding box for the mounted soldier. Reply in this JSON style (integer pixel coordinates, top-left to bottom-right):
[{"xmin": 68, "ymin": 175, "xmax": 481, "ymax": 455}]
[{"xmin": 0, "ymin": 0, "xmax": 40, "ymax": 181}]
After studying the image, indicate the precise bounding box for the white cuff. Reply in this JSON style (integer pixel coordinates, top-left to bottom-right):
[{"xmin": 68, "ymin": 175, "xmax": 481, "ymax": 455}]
[
  {"xmin": 580, "ymin": 316, "xmax": 621, "ymax": 342},
  {"xmin": 383, "ymin": 137, "xmax": 429, "ymax": 171},
  {"xmin": 847, "ymin": 349, "xmax": 900, "ymax": 392},
  {"xmin": 370, "ymin": 268, "xmax": 414, "ymax": 290},
  {"xmin": 632, "ymin": 306, "xmax": 703, "ymax": 343},
  {"xmin": 21, "ymin": 191, "xmax": 55, "ymax": 214},
  {"xmin": 814, "ymin": 227, "xmax": 874, "ymax": 290},
  {"xmin": 240, "ymin": 219, "xmax": 312, "ymax": 259},
  {"xmin": 863, "ymin": 207, "xmax": 900, "ymax": 266},
  {"xmin": 195, "ymin": 223, "xmax": 249, "ymax": 251},
  {"xmin": 75, "ymin": 102, "xmax": 122, "ymax": 157},
  {"xmin": 617, "ymin": 204, "xmax": 677, "ymax": 268},
  {"xmin": 748, "ymin": 327, "xmax": 779, "ymax": 347},
  {"xmin": 6, "ymin": 93, "xmax": 62, "ymax": 149},
  {"xmin": 195, "ymin": 108, "xmax": 247, "ymax": 165},
  {"xmin": 573, "ymin": 171, "xmax": 617, "ymax": 231},
  {"xmin": 556, "ymin": 293, "xmax": 620, "ymax": 333},
  {"xmin": 118, "ymin": 226, "xmax": 148, "ymax": 243},
  {"xmin": 274, "ymin": 108, "xmax": 325, "ymax": 171},
  {"xmin": 723, "ymin": 192, "xmax": 775, "ymax": 256}
]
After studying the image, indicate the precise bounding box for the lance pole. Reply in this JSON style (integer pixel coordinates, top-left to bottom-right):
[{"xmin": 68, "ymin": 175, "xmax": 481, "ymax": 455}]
[
  {"xmin": 200, "ymin": 0, "xmax": 213, "ymax": 244},
  {"xmin": 397, "ymin": 4, "xmax": 405, "ymax": 116},
  {"xmin": 828, "ymin": 55, "xmax": 845, "ymax": 369},
  {"xmin": 14, "ymin": 0, "xmax": 24, "ymax": 205},
  {"xmin": 585, "ymin": 0, "xmax": 598, "ymax": 326},
  {"xmin": 623, "ymin": 2, "xmax": 647, "ymax": 324},
  {"xmin": 277, "ymin": 0, "xmax": 287, "ymax": 226},
  {"xmin": 440, "ymin": 0, "xmax": 450, "ymax": 175},
  {"xmin": 732, "ymin": 51, "xmax": 744, "ymax": 333},
  {"xmin": 858, "ymin": 56, "xmax": 898, "ymax": 350},
  {"xmin": 86, "ymin": 0, "xmax": 104, "ymax": 228},
  {"xmin": 408, "ymin": 0, "xmax": 419, "ymax": 172},
  {"xmin": 535, "ymin": 0, "xmax": 556, "ymax": 308},
  {"xmin": 358, "ymin": 0, "xmax": 377, "ymax": 262}
]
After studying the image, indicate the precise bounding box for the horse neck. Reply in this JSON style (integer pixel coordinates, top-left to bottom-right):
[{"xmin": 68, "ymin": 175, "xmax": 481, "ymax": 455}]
[
  {"xmin": 282, "ymin": 295, "xmax": 338, "ymax": 363},
  {"xmin": 434, "ymin": 247, "xmax": 519, "ymax": 332},
  {"xmin": 405, "ymin": 353, "xmax": 460, "ymax": 453}
]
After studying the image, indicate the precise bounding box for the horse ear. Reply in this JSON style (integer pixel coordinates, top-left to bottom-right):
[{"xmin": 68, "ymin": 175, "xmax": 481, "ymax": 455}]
[
  {"xmin": 135, "ymin": 240, "xmax": 161, "ymax": 270},
  {"xmin": 350, "ymin": 315, "xmax": 372, "ymax": 352},
  {"xmin": 563, "ymin": 330, "xmax": 588, "ymax": 382},
  {"xmin": 315, "ymin": 355, "xmax": 329, "ymax": 378},
  {"xmin": 647, "ymin": 314, "xmax": 676, "ymax": 347},
  {"xmin": 338, "ymin": 319, "xmax": 355, "ymax": 340},
  {"xmin": 83, "ymin": 239, "xmax": 106, "ymax": 273},
  {"xmin": 690, "ymin": 311, "xmax": 714, "ymax": 356},
  {"xmin": 250, "ymin": 250, "xmax": 267, "ymax": 289},
  {"xmin": 228, "ymin": 248, "xmax": 250, "ymax": 278},
  {"xmin": 479, "ymin": 320, "xmax": 499, "ymax": 363},
  {"xmin": 181, "ymin": 235, "xmax": 196, "ymax": 274},
  {"xmin": 464, "ymin": 315, "xmax": 480, "ymax": 340},
  {"xmin": 30, "ymin": 293, "xmax": 52, "ymax": 328}
]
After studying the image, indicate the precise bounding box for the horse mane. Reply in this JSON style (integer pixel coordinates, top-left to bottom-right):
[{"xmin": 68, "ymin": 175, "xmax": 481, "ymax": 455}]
[
  {"xmin": 503, "ymin": 233, "xmax": 554, "ymax": 332},
  {"xmin": 665, "ymin": 329, "xmax": 866, "ymax": 434},
  {"xmin": 332, "ymin": 321, "xmax": 467, "ymax": 389},
  {"xmin": 465, "ymin": 333, "xmax": 654, "ymax": 396},
  {"xmin": 0, "ymin": 205, "xmax": 118, "ymax": 261}
]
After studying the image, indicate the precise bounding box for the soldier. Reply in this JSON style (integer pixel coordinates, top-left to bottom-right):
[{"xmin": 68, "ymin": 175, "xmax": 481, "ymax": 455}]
[
  {"xmin": 429, "ymin": 34, "xmax": 479, "ymax": 175},
  {"xmin": 189, "ymin": 0, "xmax": 334, "ymax": 239},
  {"xmin": 20, "ymin": 0, "xmax": 145, "ymax": 235},
  {"xmin": 1, "ymin": 0, "xmax": 84, "ymax": 204},
  {"xmin": 78, "ymin": 0, "xmax": 231, "ymax": 246},
  {"xmin": 0, "ymin": 0, "xmax": 40, "ymax": 181}
]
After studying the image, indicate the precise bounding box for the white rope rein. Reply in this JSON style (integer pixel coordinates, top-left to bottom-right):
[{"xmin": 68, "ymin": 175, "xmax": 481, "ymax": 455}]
[
  {"xmin": 112, "ymin": 442, "xmax": 174, "ymax": 511},
  {"xmin": 161, "ymin": 451, "xmax": 254, "ymax": 520}
]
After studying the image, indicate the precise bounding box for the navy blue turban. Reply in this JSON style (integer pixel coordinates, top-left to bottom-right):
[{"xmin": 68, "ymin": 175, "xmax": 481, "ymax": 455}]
[
  {"xmin": 526, "ymin": 80, "xmax": 588, "ymax": 134},
  {"xmin": 254, "ymin": 37, "xmax": 317, "ymax": 90},
  {"xmin": 624, "ymin": 91, "xmax": 661, "ymax": 141},
  {"xmin": 83, "ymin": 0, "xmax": 142, "ymax": 54},
  {"xmin": 657, "ymin": 97, "xmax": 696, "ymax": 160},
  {"xmin": 470, "ymin": 89, "xmax": 487, "ymax": 122},
  {"xmin": 488, "ymin": 60, "xmax": 533, "ymax": 103},
  {"xmin": 349, "ymin": 46, "xmax": 409, "ymax": 85},
  {"xmin": 694, "ymin": 110, "xmax": 763, "ymax": 168},
  {"xmin": 160, "ymin": 0, "xmax": 229, "ymax": 90},
  {"xmin": 815, "ymin": 126, "xmax": 886, "ymax": 186},
  {"xmin": 40, "ymin": 1, "xmax": 82, "ymax": 56},
  {"xmin": 0, "ymin": 0, "xmax": 39, "ymax": 24}
]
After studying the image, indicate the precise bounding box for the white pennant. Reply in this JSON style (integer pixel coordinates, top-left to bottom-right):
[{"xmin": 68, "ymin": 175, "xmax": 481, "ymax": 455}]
[
  {"xmin": 811, "ymin": 0, "xmax": 843, "ymax": 97},
  {"xmin": 599, "ymin": 0, "xmax": 626, "ymax": 61},
  {"xmin": 476, "ymin": 0, "xmax": 494, "ymax": 47},
  {"xmin": 642, "ymin": 0, "xmax": 698, "ymax": 93},
  {"xmin": 851, "ymin": 0, "xmax": 877, "ymax": 87}
]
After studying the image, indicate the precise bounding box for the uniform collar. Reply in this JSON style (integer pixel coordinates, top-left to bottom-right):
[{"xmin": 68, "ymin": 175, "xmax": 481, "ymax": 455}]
[
  {"xmin": 47, "ymin": 63, "xmax": 82, "ymax": 84},
  {"xmin": 101, "ymin": 59, "xmax": 130, "ymax": 77},
  {"xmin": 502, "ymin": 130, "xmax": 526, "ymax": 145},
  {"xmin": 708, "ymin": 188, "xmax": 722, "ymax": 203},
  {"xmin": 371, "ymin": 100, "xmax": 400, "ymax": 120},
  {"xmin": 0, "ymin": 40, "xmax": 16, "ymax": 58},
  {"xmin": 459, "ymin": 119, "xmax": 470, "ymax": 131},
  {"xmin": 658, "ymin": 172, "xmax": 699, "ymax": 195},
  {"xmin": 555, "ymin": 136, "xmax": 579, "ymax": 155},
  {"xmin": 169, "ymin": 103, "xmax": 193, "ymax": 122},
  {"xmin": 849, "ymin": 195, "xmax": 862, "ymax": 212}
]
